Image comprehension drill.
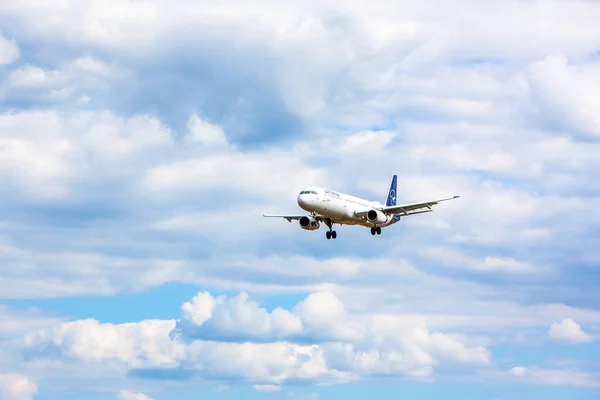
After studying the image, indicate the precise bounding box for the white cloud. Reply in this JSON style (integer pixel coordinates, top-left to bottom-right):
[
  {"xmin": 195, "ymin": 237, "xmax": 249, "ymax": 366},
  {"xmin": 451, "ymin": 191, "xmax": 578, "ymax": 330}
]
[
  {"xmin": 4, "ymin": 0, "xmax": 600, "ymax": 65},
  {"xmin": 23, "ymin": 318, "xmax": 183, "ymax": 369},
  {"xmin": 253, "ymin": 384, "xmax": 281, "ymax": 392},
  {"xmin": 0, "ymin": 305, "xmax": 64, "ymax": 339},
  {"xmin": 176, "ymin": 290, "xmax": 491, "ymax": 373},
  {"xmin": 0, "ymin": 111, "xmax": 72, "ymax": 199},
  {"xmin": 293, "ymin": 292, "xmax": 363, "ymax": 342},
  {"xmin": 22, "ymin": 318, "xmax": 356, "ymax": 385},
  {"xmin": 70, "ymin": 56, "xmax": 114, "ymax": 76},
  {"xmin": 338, "ymin": 131, "xmax": 395, "ymax": 155},
  {"xmin": 4, "ymin": 107, "xmax": 326, "ymax": 206},
  {"xmin": 117, "ymin": 391, "xmax": 155, "ymax": 400},
  {"xmin": 526, "ymin": 55, "xmax": 600, "ymax": 137},
  {"xmin": 509, "ymin": 366, "xmax": 527, "ymax": 377},
  {"xmin": 0, "ymin": 0, "xmax": 598, "ymax": 306},
  {"xmin": 0, "ymin": 34, "xmax": 19, "ymax": 65},
  {"xmin": 0, "ymin": 239, "xmax": 186, "ymax": 299},
  {"xmin": 508, "ymin": 366, "xmax": 600, "ymax": 388},
  {"xmin": 479, "ymin": 257, "xmax": 534, "ymax": 273},
  {"xmin": 8, "ymin": 66, "xmax": 56, "ymax": 88},
  {"xmin": 2, "ymin": 1, "xmax": 599, "ymax": 140},
  {"xmin": 2, "ymin": 55, "xmax": 128, "ymax": 107},
  {"xmin": 143, "ymin": 147, "xmax": 326, "ymax": 202},
  {"xmin": 185, "ymin": 340, "xmax": 357, "ymax": 385},
  {"xmin": 0, "ymin": 110, "xmax": 172, "ymax": 199},
  {"xmin": 179, "ymin": 291, "xmax": 303, "ymax": 341},
  {"xmin": 20, "ymin": 290, "xmax": 491, "ymax": 385},
  {"xmin": 0, "ymin": 374, "xmax": 37, "ymax": 400},
  {"xmin": 180, "ymin": 292, "xmax": 221, "ymax": 326},
  {"xmin": 1, "ymin": 0, "xmax": 600, "ymax": 394},
  {"xmin": 548, "ymin": 318, "xmax": 594, "ymax": 343},
  {"xmin": 185, "ymin": 114, "xmax": 229, "ymax": 147},
  {"xmin": 416, "ymin": 246, "xmax": 537, "ymax": 274}
]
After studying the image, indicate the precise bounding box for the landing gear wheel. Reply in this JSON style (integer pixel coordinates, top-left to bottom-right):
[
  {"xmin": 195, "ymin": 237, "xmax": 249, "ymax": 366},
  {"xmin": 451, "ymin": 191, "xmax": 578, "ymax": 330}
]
[
  {"xmin": 376, "ymin": 227, "xmax": 381, "ymax": 235},
  {"xmin": 326, "ymin": 231, "xmax": 331, "ymax": 239},
  {"xmin": 371, "ymin": 227, "xmax": 376, "ymax": 235},
  {"xmin": 331, "ymin": 231, "xmax": 337, "ymax": 239}
]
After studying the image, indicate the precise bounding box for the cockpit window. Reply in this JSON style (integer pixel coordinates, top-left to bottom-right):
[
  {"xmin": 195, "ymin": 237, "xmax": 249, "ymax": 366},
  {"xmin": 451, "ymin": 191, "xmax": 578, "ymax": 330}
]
[{"xmin": 300, "ymin": 190, "xmax": 317, "ymax": 195}]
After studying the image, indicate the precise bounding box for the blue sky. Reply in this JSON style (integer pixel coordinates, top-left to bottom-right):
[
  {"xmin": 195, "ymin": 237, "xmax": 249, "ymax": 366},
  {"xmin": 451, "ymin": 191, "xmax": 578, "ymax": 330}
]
[{"xmin": 1, "ymin": 0, "xmax": 600, "ymax": 399}]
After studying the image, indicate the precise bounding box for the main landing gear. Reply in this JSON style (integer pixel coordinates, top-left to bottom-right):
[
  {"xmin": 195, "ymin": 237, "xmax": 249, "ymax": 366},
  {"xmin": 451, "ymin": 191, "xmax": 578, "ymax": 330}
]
[
  {"xmin": 371, "ymin": 227, "xmax": 382, "ymax": 235},
  {"xmin": 325, "ymin": 218, "xmax": 337, "ymax": 240}
]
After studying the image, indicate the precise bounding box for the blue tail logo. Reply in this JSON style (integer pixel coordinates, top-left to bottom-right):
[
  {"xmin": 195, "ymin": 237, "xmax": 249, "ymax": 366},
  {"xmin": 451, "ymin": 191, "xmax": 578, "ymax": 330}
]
[{"xmin": 386, "ymin": 175, "xmax": 397, "ymax": 206}]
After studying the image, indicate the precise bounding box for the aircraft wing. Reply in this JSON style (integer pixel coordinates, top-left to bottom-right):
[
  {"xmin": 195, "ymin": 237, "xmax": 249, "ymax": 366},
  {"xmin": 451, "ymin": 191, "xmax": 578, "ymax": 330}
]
[
  {"xmin": 355, "ymin": 195, "xmax": 461, "ymax": 217},
  {"xmin": 263, "ymin": 213, "xmax": 312, "ymax": 222}
]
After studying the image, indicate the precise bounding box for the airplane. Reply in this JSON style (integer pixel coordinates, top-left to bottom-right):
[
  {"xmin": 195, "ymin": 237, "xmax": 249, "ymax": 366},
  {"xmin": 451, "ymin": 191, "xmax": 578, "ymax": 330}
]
[{"xmin": 263, "ymin": 175, "xmax": 460, "ymax": 239}]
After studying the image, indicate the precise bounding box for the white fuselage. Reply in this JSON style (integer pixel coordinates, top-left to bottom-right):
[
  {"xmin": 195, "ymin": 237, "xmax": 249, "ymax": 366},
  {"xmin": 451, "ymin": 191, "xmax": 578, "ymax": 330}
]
[{"xmin": 296, "ymin": 186, "xmax": 399, "ymax": 227}]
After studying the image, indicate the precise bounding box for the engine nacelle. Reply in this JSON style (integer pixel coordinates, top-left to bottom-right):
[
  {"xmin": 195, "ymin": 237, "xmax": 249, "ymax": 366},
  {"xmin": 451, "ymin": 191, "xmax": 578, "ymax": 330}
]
[
  {"xmin": 367, "ymin": 209, "xmax": 389, "ymax": 225},
  {"xmin": 299, "ymin": 216, "xmax": 320, "ymax": 230}
]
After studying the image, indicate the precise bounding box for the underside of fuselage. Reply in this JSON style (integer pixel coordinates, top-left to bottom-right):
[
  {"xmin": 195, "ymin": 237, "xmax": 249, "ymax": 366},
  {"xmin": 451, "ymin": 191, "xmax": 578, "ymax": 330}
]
[{"xmin": 297, "ymin": 195, "xmax": 399, "ymax": 229}]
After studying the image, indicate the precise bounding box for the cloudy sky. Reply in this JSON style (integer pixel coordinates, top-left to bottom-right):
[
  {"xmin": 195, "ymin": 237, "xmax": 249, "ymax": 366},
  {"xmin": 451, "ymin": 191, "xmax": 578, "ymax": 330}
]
[{"xmin": 1, "ymin": 0, "xmax": 600, "ymax": 399}]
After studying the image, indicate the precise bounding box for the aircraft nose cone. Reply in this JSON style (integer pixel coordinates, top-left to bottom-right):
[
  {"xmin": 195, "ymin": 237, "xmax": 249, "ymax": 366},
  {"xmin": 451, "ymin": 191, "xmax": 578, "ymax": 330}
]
[
  {"xmin": 297, "ymin": 195, "xmax": 305, "ymax": 207},
  {"xmin": 297, "ymin": 195, "xmax": 309, "ymax": 210}
]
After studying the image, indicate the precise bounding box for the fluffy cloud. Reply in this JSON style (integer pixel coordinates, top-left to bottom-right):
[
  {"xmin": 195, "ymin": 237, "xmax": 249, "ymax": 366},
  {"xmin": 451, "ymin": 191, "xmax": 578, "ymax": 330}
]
[
  {"xmin": 3, "ymin": 0, "xmax": 600, "ymax": 141},
  {"xmin": 526, "ymin": 55, "xmax": 600, "ymax": 137},
  {"xmin": 0, "ymin": 374, "xmax": 37, "ymax": 400},
  {"xmin": 23, "ymin": 319, "xmax": 355, "ymax": 385},
  {"xmin": 184, "ymin": 115, "xmax": 229, "ymax": 147},
  {"xmin": 0, "ymin": 109, "xmax": 172, "ymax": 200},
  {"xmin": 548, "ymin": 318, "xmax": 594, "ymax": 343},
  {"xmin": 143, "ymin": 150, "xmax": 325, "ymax": 202},
  {"xmin": 175, "ymin": 290, "xmax": 491, "ymax": 372},
  {"xmin": 0, "ymin": 4, "xmax": 598, "ymax": 305},
  {"xmin": 117, "ymin": 391, "xmax": 155, "ymax": 400},
  {"xmin": 23, "ymin": 318, "xmax": 182, "ymax": 369},
  {"xmin": 0, "ymin": 108, "xmax": 325, "ymax": 299},
  {"xmin": 292, "ymin": 292, "xmax": 363, "ymax": 342},
  {"xmin": 20, "ymin": 290, "xmax": 489, "ymax": 384},
  {"xmin": 1, "ymin": 55, "xmax": 131, "ymax": 111},
  {"xmin": 177, "ymin": 291, "xmax": 303, "ymax": 341},
  {"xmin": 4, "ymin": 1, "xmax": 600, "ymax": 63},
  {"xmin": 1, "ymin": 0, "xmax": 600, "ymax": 396},
  {"xmin": 0, "ymin": 108, "xmax": 324, "ymax": 206}
]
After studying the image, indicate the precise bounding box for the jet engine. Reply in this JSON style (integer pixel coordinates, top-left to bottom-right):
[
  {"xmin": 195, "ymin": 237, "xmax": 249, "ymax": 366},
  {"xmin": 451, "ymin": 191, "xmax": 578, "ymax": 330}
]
[
  {"xmin": 367, "ymin": 209, "xmax": 389, "ymax": 225},
  {"xmin": 299, "ymin": 216, "xmax": 320, "ymax": 230}
]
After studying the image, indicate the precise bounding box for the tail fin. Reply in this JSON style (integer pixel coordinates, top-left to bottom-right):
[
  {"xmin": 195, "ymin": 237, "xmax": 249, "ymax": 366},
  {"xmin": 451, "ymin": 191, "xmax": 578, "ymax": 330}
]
[{"xmin": 385, "ymin": 175, "xmax": 397, "ymax": 206}]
